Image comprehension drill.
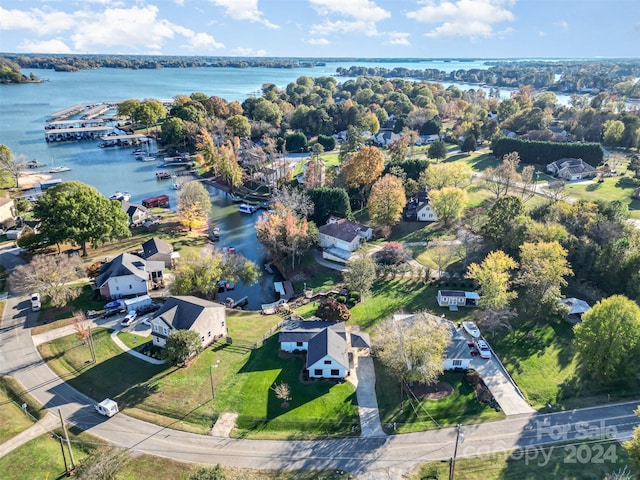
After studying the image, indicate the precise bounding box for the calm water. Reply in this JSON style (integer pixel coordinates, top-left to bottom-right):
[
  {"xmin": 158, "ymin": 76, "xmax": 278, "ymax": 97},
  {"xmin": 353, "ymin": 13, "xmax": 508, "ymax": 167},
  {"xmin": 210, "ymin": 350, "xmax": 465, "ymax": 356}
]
[{"xmin": 0, "ymin": 58, "xmax": 560, "ymax": 308}]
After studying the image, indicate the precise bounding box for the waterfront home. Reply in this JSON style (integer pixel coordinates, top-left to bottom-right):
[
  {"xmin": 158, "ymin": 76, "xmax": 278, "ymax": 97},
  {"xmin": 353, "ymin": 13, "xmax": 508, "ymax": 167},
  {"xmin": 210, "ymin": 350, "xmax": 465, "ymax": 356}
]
[
  {"xmin": 150, "ymin": 296, "xmax": 226, "ymax": 349},
  {"xmin": 393, "ymin": 313, "xmax": 471, "ymax": 370},
  {"xmin": 120, "ymin": 201, "xmax": 150, "ymax": 227},
  {"xmin": 96, "ymin": 253, "xmax": 164, "ymax": 298},
  {"xmin": 318, "ymin": 216, "xmax": 372, "ymax": 264},
  {"xmin": 142, "ymin": 237, "xmax": 176, "ymax": 268},
  {"xmin": 436, "ymin": 290, "xmax": 480, "ymax": 309}
]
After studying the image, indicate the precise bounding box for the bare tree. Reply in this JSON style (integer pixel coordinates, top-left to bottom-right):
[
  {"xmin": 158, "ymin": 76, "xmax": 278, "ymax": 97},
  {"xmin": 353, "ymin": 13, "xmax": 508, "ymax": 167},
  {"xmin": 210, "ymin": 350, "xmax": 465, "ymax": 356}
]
[
  {"xmin": 431, "ymin": 243, "xmax": 457, "ymax": 279},
  {"xmin": 75, "ymin": 446, "xmax": 131, "ymax": 480},
  {"xmin": 545, "ymin": 179, "xmax": 570, "ymax": 202},
  {"xmin": 475, "ymin": 308, "xmax": 516, "ymax": 338},
  {"xmin": 0, "ymin": 145, "xmax": 25, "ymax": 188},
  {"xmin": 271, "ymin": 185, "xmax": 314, "ymax": 217},
  {"xmin": 73, "ymin": 311, "xmax": 96, "ymax": 363},
  {"xmin": 484, "ymin": 152, "xmax": 522, "ymax": 199},
  {"xmin": 11, "ymin": 254, "xmax": 84, "ymax": 307},
  {"xmin": 519, "ymin": 165, "xmax": 537, "ymax": 202},
  {"xmin": 271, "ymin": 382, "xmax": 291, "ymax": 408}
]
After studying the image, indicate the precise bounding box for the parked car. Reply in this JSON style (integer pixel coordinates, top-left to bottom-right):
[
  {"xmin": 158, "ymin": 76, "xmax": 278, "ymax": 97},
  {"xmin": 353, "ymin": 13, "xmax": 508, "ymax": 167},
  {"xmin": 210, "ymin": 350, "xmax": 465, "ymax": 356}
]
[
  {"xmin": 101, "ymin": 308, "xmax": 120, "ymax": 319},
  {"xmin": 30, "ymin": 293, "xmax": 41, "ymax": 312},
  {"xmin": 121, "ymin": 310, "xmax": 137, "ymax": 327},
  {"xmin": 137, "ymin": 302, "xmax": 160, "ymax": 315},
  {"xmin": 476, "ymin": 340, "xmax": 492, "ymax": 359}
]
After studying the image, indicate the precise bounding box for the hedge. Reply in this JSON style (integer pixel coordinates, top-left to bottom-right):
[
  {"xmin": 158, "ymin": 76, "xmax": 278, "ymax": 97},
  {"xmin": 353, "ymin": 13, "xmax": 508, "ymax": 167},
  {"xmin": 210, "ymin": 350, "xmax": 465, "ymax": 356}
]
[{"xmin": 493, "ymin": 138, "xmax": 603, "ymax": 166}]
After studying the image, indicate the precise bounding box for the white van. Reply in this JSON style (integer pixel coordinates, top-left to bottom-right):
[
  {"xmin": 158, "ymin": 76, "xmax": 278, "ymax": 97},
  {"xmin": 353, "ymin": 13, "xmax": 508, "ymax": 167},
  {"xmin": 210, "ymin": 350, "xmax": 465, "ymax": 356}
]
[
  {"xmin": 30, "ymin": 293, "xmax": 41, "ymax": 312},
  {"xmin": 95, "ymin": 398, "xmax": 119, "ymax": 417}
]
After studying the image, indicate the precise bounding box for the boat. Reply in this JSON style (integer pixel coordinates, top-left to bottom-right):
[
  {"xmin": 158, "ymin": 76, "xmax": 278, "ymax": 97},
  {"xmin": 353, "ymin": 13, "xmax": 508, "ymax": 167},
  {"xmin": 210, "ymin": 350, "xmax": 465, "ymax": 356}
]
[
  {"xmin": 137, "ymin": 156, "xmax": 157, "ymax": 162},
  {"xmin": 238, "ymin": 203, "xmax": 256, "ymax": 214},
  {"xmin": 109, "ymin": 191, "xmax": 131, "ymax": 202},
  {"xmin": 264, "ymin": 263, "xmax": 274, "ymax": 274},
  {"xmin": 462, "ymin": 321, "xmax": 481, "ymax": 339},
  {"xmin": 155, "ymin": 171, "xmax": 171, "ymax": 179},
  {"xmin": 132, "ymin": 149, "xmax": 145, "ymax": 155},
  {"xmin": 48, "ymin": 166, "xmax": 71, "ymax": 173}
]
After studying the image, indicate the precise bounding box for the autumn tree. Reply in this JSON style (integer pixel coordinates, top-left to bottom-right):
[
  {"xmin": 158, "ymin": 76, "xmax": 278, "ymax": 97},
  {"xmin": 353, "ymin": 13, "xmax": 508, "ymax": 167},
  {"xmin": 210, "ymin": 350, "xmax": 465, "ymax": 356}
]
[
  {"xmin": 367, "ymin": 174, "xmax": 406, "ymax": 228},
  {"xmin": 343, "ymin": 256, "xmax": 376, "ymax": 301},
  {"xmin": 177, "ymin": 181, "xmax": 212, "ymax": 231},
  {"xmin": 171, "ymin": 246, "xmax": 258, "ymax": 300},
  {"xmin": 429, "ymin": 187, "xmax": 468, "ymax": 227},
  {"xmin": 485, "ymin": 151, "xmax": 522, "ymax": 199},
  {"xmin": 166, "ymin": 330, "xmax": 203, "ymax": 366},
  {"xmin": 316, "ymin": 298, "xmax": 351, "ymax": 322},
  {"xmin": 419, "ymin": 162, "xmax": 472, "ymax": 190},
  {"xmin": 574, "ymin": 295, "xmax": 640, "ymax": 382},
  {"xmin": 271, "ymin": 383, "xmax": 291, "ymax": 408},
  {"xmin": 388, "ymin": 136, "xmax": 410, "ymax": 163},
  {"xmin": 374, "ymin": 312, "xmax": 451, "ymax": 386},
  {"xmin": 467, "ymin": 250, "xmax": 518, "ymax": 310},
  {"xmin": 256, "ymin": 205, "xmax": 318, "ymax": 270},
  {"xmin": 342, "ymin": 145, "xmax": 385, "ymax": 209},
  {"xmin": 11, "ymin": 254, "xmax": 84, "ymax": 307},
  {"xmin": 517, "ymin": 241, "xmax": 573, "ymax": 317},
  {"xmin": 303, "ymin": 158, "xmax": 325, "ymax": 189},
  {"xmin": 34, "ymin": 181, "xmax": 130, "ymax": 256}
]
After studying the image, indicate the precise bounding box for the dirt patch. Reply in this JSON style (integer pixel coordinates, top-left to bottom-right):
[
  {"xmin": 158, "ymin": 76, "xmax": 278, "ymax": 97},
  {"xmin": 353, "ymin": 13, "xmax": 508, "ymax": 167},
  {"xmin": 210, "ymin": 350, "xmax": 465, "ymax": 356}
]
[{"xmin": 406, "ymin": 381, "xmax": 454, "ymax": 400}]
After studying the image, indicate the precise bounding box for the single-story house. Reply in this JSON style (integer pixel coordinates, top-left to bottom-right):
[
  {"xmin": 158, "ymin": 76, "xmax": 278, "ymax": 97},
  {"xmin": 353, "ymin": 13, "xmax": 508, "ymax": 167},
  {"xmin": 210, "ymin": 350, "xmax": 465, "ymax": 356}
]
[
  {"xmin": 560, "ymin": 297, "xmax": 591, "ymax": 324},
  {"xmin": 546, "ymin": 158, "xmax": 597, "ymax": 181},
  {"xmin": 0, "ymin": 197, "xmax": 16, "ymax": 230},
  {"xmin": 318, "ymin": 216, "xmax": 372, "ymax": 264},
  {"xmin": 142, "ymin": 237, "xmax": 176, "ymax": 268},
  {"xmin": 437, "ymin": 290, "xmax": 480, "ymax": 309},
  {"xmin": 416, "ymin": 134, "xmax": 441, "ymax": 146},
  {"xmin": 150, "ymin": 295, "xmax": 227, "ymax": 348},
  {"xmin": 373, "ymin": 130, "xmax": 401, "ymax": 147},
  {"xmin": 96, "ymin": 252, "xmax": 165, "ymax": 298},
  {"xmin": 121, "ymin": 201, "xmax": 150, "ymax": 227},
  {"xmin": 278, "ymin": 317, "xmax": 363, "ymax": 379},
  {"xmin": 415, "ymin": 187, "xmax": 438, "ymax": 222},
  {"xmin": 392, "ymin": 313, "xmax": 471, "ymax": 370}
]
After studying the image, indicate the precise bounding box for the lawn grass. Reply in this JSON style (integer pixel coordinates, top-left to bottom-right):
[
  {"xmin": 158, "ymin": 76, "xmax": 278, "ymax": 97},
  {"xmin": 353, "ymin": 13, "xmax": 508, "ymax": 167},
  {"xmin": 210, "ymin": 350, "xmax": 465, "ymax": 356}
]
[
  {"xmin": 31, "ymin": 283, "xmax": 104, "ymax": 334},
  {"xmin": 0, "ymin": 375, "xmax": 47, "ymax": 421},
  {"xmin": 412, "ymin": 439, "xmax": 631, "ymax": 480},
  {"xmin": 0, "ymin": 385, "xmax": 34, "ymax": 444},
  {"xmin": 290, "ymin": 254, "xmax": 342, "ymax": 294},
  {"xmin": 565, "ymin": 175, "xmax": 640, "ymax": 219},
  {"xmin": 117, "ymin": 331, "xmax": 152, "ymax": 349},
  {"xmin": 490, "ymin": 319, "xmax": 640, "ymax": 410},
  {"xmin": 376, "ymin": 368, "xmax": 505, "ymax": 433}
]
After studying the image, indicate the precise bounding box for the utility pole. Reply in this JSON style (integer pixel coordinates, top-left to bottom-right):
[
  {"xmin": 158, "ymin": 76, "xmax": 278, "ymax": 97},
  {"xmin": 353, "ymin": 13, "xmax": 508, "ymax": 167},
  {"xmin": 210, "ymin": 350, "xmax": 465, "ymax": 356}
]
[
  {"xmin": 449, "ymin": 423, "xmax": 464, "ymax": 480},
  {"xmin": 57, "ymin": 435, "xmax": 68, "ymax": 474},
  {"xmin": 209, "ymin": 365, "xmax": 215, "ymax": 401},
  {"xmin": 58, "ymin": 409, "xmax": 76, "ymax": 474},
  {"xmin": 87, "ymin": 325, "xmax": 96, "ymax": 363}
]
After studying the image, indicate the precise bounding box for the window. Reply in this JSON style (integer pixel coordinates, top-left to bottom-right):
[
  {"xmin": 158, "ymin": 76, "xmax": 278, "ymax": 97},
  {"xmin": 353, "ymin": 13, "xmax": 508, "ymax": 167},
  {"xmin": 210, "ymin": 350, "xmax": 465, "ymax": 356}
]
[
  {"xmin": 296, "ymin": 342, "xmax": 303, "ymax": 347},
  {"xmin": 201, "ymin": 336, "xmax": 205, "ymax": 342},
  {"xmin": 162, "ymin": 327, "xmax": 168, "ymax": 335},
  {"xmin": 453, "ymin": 359, "xmax": 462, "ymax": 366},
  {"xmin": 129, "ymin": 285, "xmax": 132, "ymax": 289},
  {"xmin": 331, "ymin": 369, "xmax": 339, "ymax": 376},
  {"xmin": 116, "ymin": 287, "xmax": 119, "ymax": 291},
  {"xmin": 153, "ymin": 325, "xmax": 159, "ymax": 332},
  {"xmin": 314, "ymin": 369, "xmax": 322, "ymax": 376},
  {"xmin": 221, "ymin": 321, "xmax": 225, "ymax": 327},
  {"xmin": 208, "ymin": 331, "xmax": 211, "ymax": 337},
  {"xmin": 324, "ymin": 360, "xmax": 331, "ymax": 365}
]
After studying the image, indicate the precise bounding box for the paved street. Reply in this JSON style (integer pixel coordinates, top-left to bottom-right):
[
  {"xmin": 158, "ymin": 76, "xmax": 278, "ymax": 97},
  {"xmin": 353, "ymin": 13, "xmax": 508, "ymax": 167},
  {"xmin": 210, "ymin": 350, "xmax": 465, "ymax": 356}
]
[{"xmin": 0, "ymin": 248, "xmax": 639, "ymax": 478}]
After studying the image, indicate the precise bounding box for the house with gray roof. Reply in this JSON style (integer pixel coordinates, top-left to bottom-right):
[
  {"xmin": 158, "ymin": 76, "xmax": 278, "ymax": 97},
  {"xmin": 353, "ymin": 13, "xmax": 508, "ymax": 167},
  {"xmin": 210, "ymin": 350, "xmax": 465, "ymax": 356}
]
[
  {"xmin": 278, "ymin": 317, "xmax": 356, "ymax": 379},
  {"xmin": 142, "ymin": 237, "xmax": 175, "ymax": 268},
  {"xmin": 121, "ymin": 201, "xmax": 150, "ymax": 227},
  {"xmin": 318, "ymin": 216, "xmax": 372, "ymax": 264},
  {"xmin": 96, "ymin": 253, "xmax": 164, "ymax": 298},
  {"xmin": 547, "ymin": 158, "xmax": 597, "ymax": 181},
  {"xmin": 150, "ymin": 295, "xmax": 226, "ymax": 349}
]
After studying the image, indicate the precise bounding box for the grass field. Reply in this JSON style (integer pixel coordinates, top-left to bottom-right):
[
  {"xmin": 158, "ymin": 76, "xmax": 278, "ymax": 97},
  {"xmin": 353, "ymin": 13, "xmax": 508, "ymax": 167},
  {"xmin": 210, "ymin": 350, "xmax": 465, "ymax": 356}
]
[
  {"xmin": 376, "ymin": 369, "xmax": 505, "ymax": 433},
  {"xmin": 38, "ymin": 310, "xmax": 358, "ymax": 437},
  {"xmin": 490, "ymin": 319, "xmax": 640, "ymax": 411},
  {"xmin": 412, "ymin": 439, "xmax": 631, "ymax": 480},
  {"xmin": 117, "ymin": 331, "xmax": 152, "ymax": 349},
  {"xmin": 0, "ymin": 386, "xmax": 34, "ymax": 444},
  {"xmin": 565, "ymin": 175, "xmax": 640, "ymax": 219}
]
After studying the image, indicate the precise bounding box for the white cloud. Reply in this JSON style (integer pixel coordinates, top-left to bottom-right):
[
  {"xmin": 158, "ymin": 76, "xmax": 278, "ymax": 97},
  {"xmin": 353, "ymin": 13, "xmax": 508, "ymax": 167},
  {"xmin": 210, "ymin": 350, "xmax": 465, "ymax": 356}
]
[
  {"xmin": 309, "ymin": 0, "xmax": 391, "ymax": 22},
  {"xmin": 208, "ymin": 0, "xmax": 279, "ymax": 29},
  {"xmin": 307, "ymin": 38, "xmax": 331, "ymax": 45},
  {"xmin": 232, "ymin": 47, "xmax": 269, "ymax": 56},
  {"xmin": 1, "ymin": 4, "xmax": 224, "ymax": 54},
  {"xmin": 0, "ymin": 7, "xmax": 74, "ymax": 35},
  {"xmin": 407, "ymin": 0, "xmax": 516, "ymax": 39},
  {"xmin": 384, "ymin": 32, "xmax": 411, "ymax": 46},
  {"xmin": 17, "ymin": 38, "xmax": 72, "ymax": 54},
  {"xmin": 554, "ymin": 20, "xmax": 569, "ymax": 31},
  {"xmin": 538, "ymin": 31, "xmax": 547, "ymax": 37}
]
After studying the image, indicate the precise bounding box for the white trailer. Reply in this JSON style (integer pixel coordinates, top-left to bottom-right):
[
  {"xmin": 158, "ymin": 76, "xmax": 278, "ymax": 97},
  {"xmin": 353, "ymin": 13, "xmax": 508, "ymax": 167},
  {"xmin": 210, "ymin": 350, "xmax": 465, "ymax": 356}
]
[
  {"xmin": 123, "ymin": 295, "xmax": 153, "ymax": 313},
  {"xmin": 94, "ymin": 398, "xmax": 119, "ymax": 417}
]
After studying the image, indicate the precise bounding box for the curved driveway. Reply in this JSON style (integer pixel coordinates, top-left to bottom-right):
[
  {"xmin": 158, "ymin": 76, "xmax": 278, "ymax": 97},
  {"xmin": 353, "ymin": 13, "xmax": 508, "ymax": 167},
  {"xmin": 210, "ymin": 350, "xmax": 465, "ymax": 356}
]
[{"xmin": 1, "ymin": 248, "xmax": 639, "ymax": 478}]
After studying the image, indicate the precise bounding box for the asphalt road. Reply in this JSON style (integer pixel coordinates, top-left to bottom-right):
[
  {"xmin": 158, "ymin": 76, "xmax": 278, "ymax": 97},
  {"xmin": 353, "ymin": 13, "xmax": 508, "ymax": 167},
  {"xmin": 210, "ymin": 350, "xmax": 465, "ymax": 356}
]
[{"xmin": 1, "ymin": 248, "xmax": 638, "ymax": 478}]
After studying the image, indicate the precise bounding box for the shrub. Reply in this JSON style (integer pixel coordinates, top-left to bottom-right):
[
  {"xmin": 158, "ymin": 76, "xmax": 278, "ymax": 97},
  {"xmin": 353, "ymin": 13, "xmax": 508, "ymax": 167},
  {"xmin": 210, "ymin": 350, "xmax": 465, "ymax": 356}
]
[
  {"xmin": 317, "ymin": 134, "xmax": 336, "ymax": 151},
  {"xmin": 349, "ymin": 291, "xmax": 361, "ymax": 302},
  {"xmin": 315, "ymin": 298, "xmax": 351, "ymax": 322},
  {"xmin": 336, "ymin": 295, "xmax": 347, "ymax": 304},
  {"xmin": 376, "ymin": 242, "xmax": 407, "ymax": 265}
]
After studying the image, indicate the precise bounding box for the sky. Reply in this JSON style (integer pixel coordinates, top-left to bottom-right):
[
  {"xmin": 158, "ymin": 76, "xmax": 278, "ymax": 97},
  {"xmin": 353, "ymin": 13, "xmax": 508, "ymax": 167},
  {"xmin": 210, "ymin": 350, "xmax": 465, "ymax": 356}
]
[{"xmin": 0, "ymin": 0, "xmax": 639, "ymax": 58}]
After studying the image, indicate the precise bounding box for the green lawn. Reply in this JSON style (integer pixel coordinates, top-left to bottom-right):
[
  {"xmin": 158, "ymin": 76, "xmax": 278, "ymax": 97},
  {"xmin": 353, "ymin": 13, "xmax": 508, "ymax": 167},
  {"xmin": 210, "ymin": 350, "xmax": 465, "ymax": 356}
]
[
  {"xmin": 490, "ymin": 319, "xmax": 640, "ymax": 410},
  {"xmin": 376, "ymin": 368, "xmax": 505, "ymax": 433},
  {"xmin": 412, "ymin": 439, "xmax": 631, "ymax": 480},
  {"xmin": 0, "ymin": 387, "xmax": 34, "ymax": 444},
  {"xmin": 117, "ymin": 331, "xmax": 152, "ymax": 349},
  {"xmin": 565, "ymin": 175, "xmax": 640, "ymax": 219}
]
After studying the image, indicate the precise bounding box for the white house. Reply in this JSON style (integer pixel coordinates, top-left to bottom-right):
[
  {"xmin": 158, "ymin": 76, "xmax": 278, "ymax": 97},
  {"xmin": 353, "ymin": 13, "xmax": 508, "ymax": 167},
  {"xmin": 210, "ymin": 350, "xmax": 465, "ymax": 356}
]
[
  {"xmin": 318, "ymin": 216, "xmax": 372, "ymax": 264},
  {"xmin": 415, "ymin": 187, "xmax": 438, "ymax": 222},
  {"xmin": 96, "ymin": 253, "xmax": 164, "ymax": 298},
  {"xmin": 392, "ymin": 313, "xmax": 471, "ymax": 371},
  {"xmin": 278, "ymin": 317, "xmax": 356, "ymax": 379},
  {"xmin": 437, "ymin": 290, "xmax": 480, "ymax": 308},
  {"xmin": 546, "ymin": 158, "xmax": 597, "ymax": 181},
  {"xmin": 150, "ymin": 296, "xmax": 226, "ymax": 348}
]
